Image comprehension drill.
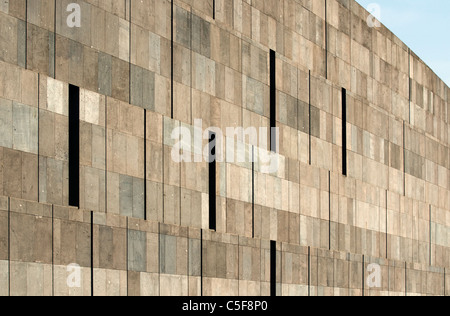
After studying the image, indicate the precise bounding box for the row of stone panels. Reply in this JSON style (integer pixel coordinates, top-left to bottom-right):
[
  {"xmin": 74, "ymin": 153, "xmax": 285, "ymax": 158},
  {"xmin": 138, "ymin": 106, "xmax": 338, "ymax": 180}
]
[
  {"xmin": 0, "ymin": 62, "xmax": 448, "ymax": 268},
  {"xmin": 0, "ymin": 195, "xmax": 447, "ymax": 296},
  {"xmin": 0, "ymin": 1, "xmax": 447, "ymax": 132}
]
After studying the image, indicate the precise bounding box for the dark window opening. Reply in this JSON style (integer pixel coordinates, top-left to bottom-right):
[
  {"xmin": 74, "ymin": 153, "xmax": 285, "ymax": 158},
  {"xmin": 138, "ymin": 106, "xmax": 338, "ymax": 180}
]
[
  {"xmin": 270, "ymin": 240, "xmax": 277, "ymax": 296},
  {"xmin": 342, "ymin": 88, "xmax": 347, "ymax": 176},
  {"xmin": 69, "ymin": 84, "xmax": 80, "ymax": 207},
  {"xmin": 209, "ymin": 132, "xmax": 216, "ymax": 231},
  {"xmin": 270, "ymin": 50, "xmax": 276, "ymax": 152}
]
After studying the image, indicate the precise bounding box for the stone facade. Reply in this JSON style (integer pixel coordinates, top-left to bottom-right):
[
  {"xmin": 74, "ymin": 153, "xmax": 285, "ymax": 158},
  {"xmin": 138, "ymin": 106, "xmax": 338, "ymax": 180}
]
[{"xmin": 0, "ymin": 0, "xmax": 448, "ymax": 296}]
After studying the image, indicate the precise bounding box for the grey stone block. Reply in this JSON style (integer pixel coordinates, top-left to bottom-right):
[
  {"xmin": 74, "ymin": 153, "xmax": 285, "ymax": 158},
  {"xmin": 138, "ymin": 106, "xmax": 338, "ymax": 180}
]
[
  {"xmin": 175, "ymin": 6, "xmax": 191, "ymax": 48},
  {"xmin": 405, "ymin": 150, "xmax": 424, "ymax": 179},
  {"xmin": 246, "ymin": 77, "xmax": 265, "ymax": 116},
  {"xmin": 310, "ymin": 106, "xmax": 320, "ymax": 139},
  {"xmin": 119, "ymin": 174, "xmax": 133, "ymax": 217},
  {"xmin": 48, "ymin": 32, "xmax": 55, "ymax": 78},
  {"xmin": 390, "ymin": 143, "xmax": 402, "ymax": 170},
  {"xmin": 132, "ymin": 177, "xmax": 145, "ymax": 219},
  {"xmin": 0, "ymin": 98, "xmax": 12, "ymax": 148},
  {"xmin": 298, "ymin": 100, "xmax": 309, "ymax": 134},
  {"xmin": 130, "ymin": 65, "xmax": 155, "ymax": 110},
  {"xmin": 39, "ymin": 157, "xmax": 67, "ymax": 206},
  {"xmin": 12, "ymin": 102, "xmax": 38, "ymax": 154},
  {"xmin": 278, "ymin": 92, "xmax": 298, "ymax": 129},
  {"xmin": 80, "ymin": 165, "xmax": 106, "ymax": 213},
  {"xmin": 98, "ymin": 52, "xmax": 112, "ymax": 96},
  {"xmin": 147, "ymin": 180, "xmax": 163, "ymax": 223},
  {"xmin": 189, "ymin": 238, "xmax": 201, "ymax": 277},
  {"xmin": 119, "ymin": 175, "xmax": 144, "ymax": 219},
  {"xmin": 192, "ymin": 14, "xmax": 210, "ymax": 58},
  {"xmin": 17, "ymin": 19, "xmax": 26, "ymax": 68},
  {"xmin": 160, "ymin": 234, "xmax": 177, "ymax": 275},
  {"xmin": 128, "ymin": 230, "xmax": 147, "ymax": 272}
]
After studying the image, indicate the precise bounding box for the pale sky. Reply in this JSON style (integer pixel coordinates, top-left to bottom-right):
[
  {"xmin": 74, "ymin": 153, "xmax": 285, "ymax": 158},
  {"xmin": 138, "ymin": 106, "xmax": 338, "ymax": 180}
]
[{"xmin": 356, "ymin": 0, "xmax": 450, "ymax": 87}]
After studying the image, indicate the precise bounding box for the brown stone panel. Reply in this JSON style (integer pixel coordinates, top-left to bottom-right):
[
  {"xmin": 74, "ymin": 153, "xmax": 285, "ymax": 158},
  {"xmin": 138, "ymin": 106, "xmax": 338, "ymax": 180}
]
[
  {"xmin": 9, "ymin": 198, "xmax": 52, "ymax": 264},
  {"xmin": 93, "ymin": 213, "xmax": 127, "ymax": 271},
  {"xmin": 27, "ymin": 23, "xmax": 52, "ymax": 76},
  {"xmin": 1, "ymin": 148, "xmax": 38, "ymax": 201},
  {"xmin": 53, "ymin": 206, "xmax": 91, "ymax": 268},
  {"xmin": 280, "ymin": 243, "xmax": 308, "ymax": 296}
]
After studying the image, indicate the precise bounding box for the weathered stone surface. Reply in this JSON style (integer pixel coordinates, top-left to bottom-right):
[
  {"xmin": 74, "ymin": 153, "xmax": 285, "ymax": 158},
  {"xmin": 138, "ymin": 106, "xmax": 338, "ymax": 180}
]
[{"xmin": 0, "ymin": 0, "xmax": 447, "ymax": 297}]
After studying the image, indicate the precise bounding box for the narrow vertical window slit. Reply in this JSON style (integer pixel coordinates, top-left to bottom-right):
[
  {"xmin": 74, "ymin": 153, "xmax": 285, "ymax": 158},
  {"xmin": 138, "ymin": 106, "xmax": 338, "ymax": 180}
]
[
  {"xmin": 69, "ymin": 84, "xmax": 80, "ymax": 207},
  {"xmin": 90, "ymin": 211, "xmax": 94, "ymax": 297},
  {"xmin": 309, "ymin": 70, "xmax": 312, "ymax": 165},
  {"xmin": 342, "ymin": 88, "xmax": 347, "ymax": 176},
  {"xmin": 252, "ymin": 146, "xmax": 255, "ymax": 238},
  {"xmin": 209, "ymin": 133, "xmax": 216, "ymax": 231},
  {"xmin": 171, "ymin": 0, "xmax": 174, "ymax": 119},
  {"xmin": 270, "ymin": 50, "xmax": 276, "ymax": 152},
  {"xmin": 144, "ymin": 110, "xmax": 147, "ymax": 221},
  {"xmin": 270, "ymin": 240, "xmax": 277, "ymax": 296}
]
